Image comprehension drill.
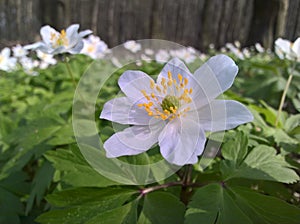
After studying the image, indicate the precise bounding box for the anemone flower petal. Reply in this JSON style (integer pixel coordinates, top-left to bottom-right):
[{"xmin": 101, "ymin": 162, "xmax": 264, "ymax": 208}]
[
  {"xmin": 118, "ymin": 70, "xmax": 155, "ymax": 100},
  {"xmin": 104, "ymin": 121, "xmax": 164, "ymax": 157},
  {"xmin": 1, "ymin": 48, "xmax": 11, "ymax": 57},
  {"xmin": 292, "ymin": 37, "xmax": 300, "ymax": 60},
  {"xmin": 156, "ymin": 57, "xmax": 202, "ymax": 102},
  {"xmin": 275, "ymin": 38, "xmax": 291, "ymax": 54},
  {"xmin": 100, "ymin": 97, "xmax": 154, "ymax": 125},
  {"xmin": 157, "ymin": 57, "xmax": 192, "ymax": 82},
  {"xmin": 24, "ymin": 42, "xmax": 45, "ymax": 51},
  {"xmin": 40, "ymin": 25, "xmax": 59, "ymax": 46},
  {"xmin": 196, "ymin": 100, "xmax": 253, "ymax": 132},
  {"xmin": 79, "ymin": 29, "xmax": 93, "ymax": 38},
  {"xmin": 193, "ymin": 54, "xmax": 238, "ymax": 107},
  {"xmin": 158, "ymin": 117, "xmax": 206, "ymax": 166},
  {"xmin": 68, "ymin": 41, "xmax": 84, "ymax": 54}
]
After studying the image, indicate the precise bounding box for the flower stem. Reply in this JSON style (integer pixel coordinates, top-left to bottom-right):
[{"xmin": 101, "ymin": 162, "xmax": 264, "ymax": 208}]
[
  {"xmin": 63, "ymin": 56, "xmax": 89, "ymax": 108},
  {"xmin": 139, "ymin": 181, "xmax": 182, "ymax": 196},
  {"xmin": 180, "ymin": 165, "xmax": 194, "ymax": 205},
  {"xmin": 275, "ymin": 64, "xmax": 295, "ymax": 127},
  {"xmin": 64, "ymin": 57, "xmax": 78, "ymax": 90}
]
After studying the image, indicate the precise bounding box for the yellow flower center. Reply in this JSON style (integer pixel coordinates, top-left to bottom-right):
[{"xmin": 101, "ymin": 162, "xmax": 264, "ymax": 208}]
[
  {"xmin": 138, "ymin": 71, "xmax": 193, "ymax": 120},
  {"xmin": 0, "ymin": 55, "xmax": 3, "ymax": 63},
  {"xmin": 87, "ymin": 45, "xmax": 95, "ymax": 53},
  {"xmin": 50, "ymin": 29, "xmax": 69, "ymax": 47}
]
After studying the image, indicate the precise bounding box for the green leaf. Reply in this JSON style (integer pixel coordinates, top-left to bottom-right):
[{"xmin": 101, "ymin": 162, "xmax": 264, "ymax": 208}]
[
  {"xmin": 221, "ymin": 144, "xmax": 299, "ymax": 183},
  {"xmin": 284, "ymin": 114, "xmax": 300, "ymax": 133},
  {"xmin": 6, "ymin": 117, "xmax": 61, "ymax": 149},
  {"xmin": 185, "ymin": 184, "xmax": 300, "ymax": 224},
  {"xmin": 45, "ymin": 149, "xmax": 118, "ymax": 187},
  {"xmin": 47, "ymin": 123, "xmax": 75, "ymax": 146},
  {"xmin": 36, "ymin": 188, "xmax": 137, "ymax": 224},
  {"xmin": 118, "ymin": 153, "xmax": 151, "ymax": 184},
  {"xmin": 86, "ymin": 201, "xmax": 137, "ymax": 224},
  {"xmin": 185, "ymin": 184, "xmax": 252, "ymax": 224},
  {"xmin": 273, "ymin": 129, "xmax": 298, "ymax": 145},
  {"xmin": 230, "ymin": 186, "xmax": 300, "ymax": 224},
  {"xmin": 0, "ymin": 187, "xmax": 23, "ymax": 224},
  {"xmin": 25, "ymin": 160, "xmax": 55, "ymax": 214},
  {"xmin": 221, "ymin": 131, "xmax": 248, "ymax": 165},
  {"xmin": 140, "ymin": 192, "xmax": 185, "ymax": 224}
]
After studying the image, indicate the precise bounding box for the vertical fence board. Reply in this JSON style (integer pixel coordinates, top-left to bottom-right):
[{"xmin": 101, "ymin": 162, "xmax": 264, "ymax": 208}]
[{"xmin": 0, "ymin": 0, "xmax": 299, "ymax": 49}]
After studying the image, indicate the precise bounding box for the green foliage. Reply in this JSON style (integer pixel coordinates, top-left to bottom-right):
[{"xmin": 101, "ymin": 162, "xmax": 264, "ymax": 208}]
[
  {"xmin": 35, "ymin": 188, "xmax": 137, "ymax": 224},
  {"xmin": 221, "ymin": 132, "xmax": 299, "ymax": 183},
  {"xmin": 139, "ymin": 192, "xmax": 185, "ymax": 224},
  {"xmin": 185, "ymin": 183, "xmax": 300, "ymax": 224},
  {"xmin": 0, "ymin": 50, "xmax": 299, "ymax": 224}
]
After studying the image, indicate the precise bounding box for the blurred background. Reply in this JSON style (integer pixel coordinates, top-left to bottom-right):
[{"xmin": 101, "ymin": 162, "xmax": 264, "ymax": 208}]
[{"xmin": 0, "ymin": 0, "xmax": 299, "ymax": 50}]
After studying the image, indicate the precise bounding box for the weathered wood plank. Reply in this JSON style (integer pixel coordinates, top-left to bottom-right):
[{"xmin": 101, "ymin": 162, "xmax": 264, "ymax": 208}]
[{"xmin": 0, "ymin": 0, "xmax": 299, "ymax": 50}]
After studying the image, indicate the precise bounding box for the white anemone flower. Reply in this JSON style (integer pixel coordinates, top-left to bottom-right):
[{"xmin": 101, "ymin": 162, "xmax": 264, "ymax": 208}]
[
  {"xmin": 0, "ymin": 48, "xmax": 17, "ymax": 71},
  {"xmin": 36, "ymin": 50, "xmax": 57, "ymax": 69},
  {"xmin": 144, "ymin": 48, "xmax": 154, "ymax": 55},
  {"xmin": 226, "ymin": 43, "xmax": 245, "ymax": 60},
  {"xmin": 255, "ymin": 43, "xmax": 265, "ymax": 53},
  {"xmin": 25, "ymin": 24, "xmax": 92, "ymax": 55},
  {"xmin": 100, "ymin": 55, "xmax": 253, "ymax": 166},
  {"xmin": 12, "ymin": 44, "xmax": 28, "ymax": 58},
  {"xmin": 291, "ymin": 37, "xmax": 300, "ymax": 62},
  {"xmin": 155, "ymin": 50, "xmax": 170, "ymax": 64},
  {"xmin": 19, "ymin": 56, "xmax": 39, "ymax": 76},
  {"xmin": 124, "ymin": 40, "xmax": 141, "ymax": 53},
  {"xmin": 170, "ymin": 47, "xmax": 197, "ymax": 64},
  {"xmin": 274, "ymin": 38, "xmax": 296, "ymax": 60},
  {"xmin": 81, "ymin": 35, "xmax": 108, "ymax": 59}
]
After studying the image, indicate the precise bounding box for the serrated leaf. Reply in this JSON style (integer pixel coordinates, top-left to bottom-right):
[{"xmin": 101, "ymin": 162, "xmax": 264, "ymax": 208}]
[
  {"xmin": 140, "ymin": 192, "xmax": 185, "ymax": 224},
  {"xmin": 185, "ymin": 184, "xmax": 300, "ymax": 224},
  {"xmin": 273, "ymin": 129, "xmax": 298, "ymax": 145},
  {"xmin": 221, "ymin": 145, "xmax": 299, "ymax": 183},
  {"xmin": 185, "ymin": 184, "xmax": 252, "ymax": 224},
  {"xmin": 221, "ymin": 131, "xmax": 248, "ymax": 165},
  {"xmin": 284, "ymin": 114, "xmax": 300, "ymax": 133}
]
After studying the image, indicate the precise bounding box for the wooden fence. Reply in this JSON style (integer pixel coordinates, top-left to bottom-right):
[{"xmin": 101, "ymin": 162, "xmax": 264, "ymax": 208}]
[{"xmin": 0, "ymin": 0, "xmax": 299, "ymax": 50}]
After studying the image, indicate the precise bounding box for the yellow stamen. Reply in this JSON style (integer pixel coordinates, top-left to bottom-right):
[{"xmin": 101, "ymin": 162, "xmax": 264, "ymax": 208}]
[
  {"xmin": 151, "ymin": 93, "xmax": 157, "ymax": 100},
  {"xmin": 161, "ymin": 78, "xmax": 166, "ymax": 86},
  {"xmin": 150, "ymin": 80, "xmax": 155, "ymax": 89},
  {"xmin": 156, "ymin": 85, "xmax": 162, "ymax": 93},
  {"xmin": 178, "ymin": 74, "xmax": 183, "ymax": 84},
  {"xmin": 141, "ymin": 90, "xmax": 150, "ymax": 101},
  {"xmin": 50, "ymin": 32, "xmax": 56, "ymax": 41},
  {"xmin": 184, "ymin": 78, "xmax": 188, "ymax": 86},
  {"xmin": 168, "ymin": 71, "xmax": 172, "ymax": 80},
  {"xmin": 60, "ymin": 29, "xmax": 66, "ymax": 37}
]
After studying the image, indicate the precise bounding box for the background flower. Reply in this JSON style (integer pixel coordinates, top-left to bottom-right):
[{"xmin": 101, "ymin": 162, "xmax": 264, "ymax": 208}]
[
  {"xmin": 81, "ymin": 35, "xmax": 108, "ymax": 59},
  {"xmin": 124, "ymin": 40, "xmax": 141, "ymax": 53},
  {"xmin": 0, "ymin": 47, "xmax": 17, "ymax": 71},
  {"xmin": 25, "ymin": 24, "xmax": 92, "ymax": 55}
]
